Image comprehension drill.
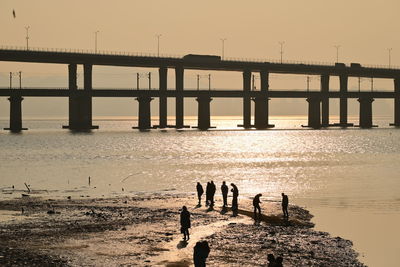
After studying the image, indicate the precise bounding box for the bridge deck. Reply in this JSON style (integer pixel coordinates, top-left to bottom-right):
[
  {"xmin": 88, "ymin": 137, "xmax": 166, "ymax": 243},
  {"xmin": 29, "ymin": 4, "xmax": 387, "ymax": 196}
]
[
  {"xmin": 1, "ymin": 48, "xmax": 400, "ymax": 79},
  {"xmin": 0, "ymin": 89, "xmax": 395, "ymax": 98}
]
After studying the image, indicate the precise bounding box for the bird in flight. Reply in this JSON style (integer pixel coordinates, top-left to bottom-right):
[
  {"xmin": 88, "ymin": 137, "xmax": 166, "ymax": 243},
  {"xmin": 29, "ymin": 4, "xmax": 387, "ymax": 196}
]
[{"xmin": 13, "ymin": 9, "xmax": 16, "ymax": 18}]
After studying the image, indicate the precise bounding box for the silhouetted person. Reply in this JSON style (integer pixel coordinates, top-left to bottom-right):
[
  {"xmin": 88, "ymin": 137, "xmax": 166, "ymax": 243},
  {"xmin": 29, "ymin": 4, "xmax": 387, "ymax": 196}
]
[
  {"xmin": 253, "ymin": 193, "xmax": 262, "ymax": 222},
  {"xmin": 193, "ymin": 240, "xmax": 210, "ymax": 267},
  {"xmin": 230, "ymin": 183, "xmax": 239, "ymax": 216},
  {"xmin": 205, "ymin": 182, "xmax": 211, "ymax": 206},
  {"xmin": 221, "ymin": 181, "xmax": 228, "ymax": 207},
  {"xmin": 196, "ymin": 182, "xmax": 204, "ymax": 206},
  {"xmin": 209, "ymin": 181, "xmax": 216, "ymax": 208},
  {"xmin": 180, "ymin": 206, "xmax": 191, "ymax": 241},
  {"xmin": 275, "ymin": 256, "xmax": 283, "ymax": 267},
  {"xmin": 281, "ymin": 193, "xmax": 289, "ymax": 218},
  {"xmin": 267, "ymin": 254, "xmax": 276, "ymax": 267}
]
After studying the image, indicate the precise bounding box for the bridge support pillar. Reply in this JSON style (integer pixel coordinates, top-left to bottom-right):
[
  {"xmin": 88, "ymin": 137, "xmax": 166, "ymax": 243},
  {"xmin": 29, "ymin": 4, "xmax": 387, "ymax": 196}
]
[
  {"xmin": 4, "ymin": 95, "xmax": 27, "ymax": 132},
  {"xmin": 175, "ymin": 66, "xmax": 186, "ymax": 128},
  {"xmin": 390, "ymin": 78, "xmax": 400, "ymax": 126},
  {"xmin": 158, "ymin": 67, "xmax": 168, "ymax": 128},
  {"xmin": 321, "ymin": 75, "xmax": 330, "ymax": 126},
  {"xmin": 338, "ymin": 75, "xmax": 353, "ymax": 127},
  {"xmin": 358, "ymin": 97, "xmax": 374, "ymax": 128},
  {"xmin": 134, "ymin": 96, "xmax": 153, "ymax": 130},
  {"xmin": 64, "ymin": 64, "xmax": 98, "ymax": 131},
  {"xmin": 196, "ymin": 95, "xmax": 213, "ymax": 130},
  {"xmin": 239, "ymin": 70, "xmax": 252, "ymax": 128},
  {"xmin": 304, "ymin": 97, "xmax": 321, "ymax": 129},
  {"xmin": 253, "ymin": 96, "xmax": 273, "ymax": 129}
]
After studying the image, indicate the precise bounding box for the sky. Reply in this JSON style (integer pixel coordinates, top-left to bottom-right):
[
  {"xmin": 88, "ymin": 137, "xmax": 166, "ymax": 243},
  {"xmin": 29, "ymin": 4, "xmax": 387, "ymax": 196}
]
[{"xmin": 1, "ymin": 0, "xmax": 400, "ymax": 118}]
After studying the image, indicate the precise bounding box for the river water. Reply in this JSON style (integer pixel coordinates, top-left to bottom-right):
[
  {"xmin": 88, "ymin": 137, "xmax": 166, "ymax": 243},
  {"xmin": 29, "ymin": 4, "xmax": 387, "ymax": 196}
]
[{"xmin": 0, "ymin": 116, "xmax": 399, "ymax": 267}]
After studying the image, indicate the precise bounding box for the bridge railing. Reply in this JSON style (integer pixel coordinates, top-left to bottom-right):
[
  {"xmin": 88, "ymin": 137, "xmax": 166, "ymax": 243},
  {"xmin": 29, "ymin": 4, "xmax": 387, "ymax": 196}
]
[
  {"xmin": 1, "ymin": 45, "xmax": 400, "ymax": 70},
  {"xmin": 0, "ymin": 45, "xmax": 182, "ymax": 59}
]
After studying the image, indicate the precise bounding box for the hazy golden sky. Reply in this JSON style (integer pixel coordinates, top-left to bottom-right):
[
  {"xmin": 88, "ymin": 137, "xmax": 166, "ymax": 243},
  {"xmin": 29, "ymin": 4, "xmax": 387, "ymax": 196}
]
[{"xmin": 1, "ymin": 0, "xmax": 399, "ymax": 118}]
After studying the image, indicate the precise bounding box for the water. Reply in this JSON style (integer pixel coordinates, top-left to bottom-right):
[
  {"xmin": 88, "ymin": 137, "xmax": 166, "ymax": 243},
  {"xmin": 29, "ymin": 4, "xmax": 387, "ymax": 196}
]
[{"xmin": 0, "ymin": 116, "xmax": 399, "ymax": 267}]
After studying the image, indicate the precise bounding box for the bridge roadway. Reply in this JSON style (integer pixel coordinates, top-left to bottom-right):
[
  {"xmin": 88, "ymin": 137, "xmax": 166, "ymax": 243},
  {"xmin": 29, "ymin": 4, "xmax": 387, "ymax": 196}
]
[
  {"xmin": 0, "ymin": 88, "xmax": 395, "ymax": 98},
  {"xmin": 1, "ymin": 48, "xmax": 400, "ymax": 79}
]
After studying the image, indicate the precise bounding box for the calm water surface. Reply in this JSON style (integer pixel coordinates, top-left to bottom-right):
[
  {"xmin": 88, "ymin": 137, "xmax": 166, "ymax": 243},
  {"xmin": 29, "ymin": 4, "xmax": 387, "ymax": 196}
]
[{"xmin": 0, "ymin": 116, "xmax": 399, "ymax": 267}]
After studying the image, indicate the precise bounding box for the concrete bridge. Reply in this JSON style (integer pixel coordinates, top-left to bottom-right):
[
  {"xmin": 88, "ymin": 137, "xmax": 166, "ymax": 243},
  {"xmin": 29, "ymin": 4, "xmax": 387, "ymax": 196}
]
[{"xmin": 1, "ymin": 47, "xmax": 400, "ymax": 132}]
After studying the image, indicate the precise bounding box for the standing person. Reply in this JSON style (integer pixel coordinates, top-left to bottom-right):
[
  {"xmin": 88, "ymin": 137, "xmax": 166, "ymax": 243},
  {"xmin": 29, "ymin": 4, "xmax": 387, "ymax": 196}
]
[
  {"xmin": 205, "ymin": 182, "xmax": 211, "ymax": 206},
  {"xmin": 221, "ymin": 181, "xmax": 229, "ymax": 207},
  {"xmin": 281, "ymin": 193, "xmax": 289, "ymax": 219},
  {"xmin": 196, "ymin": 182, "xmax": 204, "ymax": 206},
  {"xmin": 209, "ymin": 181, "xmax": 216, "ymax": 208},
  {"xmin": 193, "ymin": 240, "xmax": 210, "ymax": 267},
  {"xmin": 230, "ymin": 183, "xmax": 239, "ymax": 216},
  {"xmin": 253, "ymin": 193, "xmax": 262, "ymax": 222},
  {"xmin": 180, "ymin": 206, "xmax": 191, "ymax": 241}
]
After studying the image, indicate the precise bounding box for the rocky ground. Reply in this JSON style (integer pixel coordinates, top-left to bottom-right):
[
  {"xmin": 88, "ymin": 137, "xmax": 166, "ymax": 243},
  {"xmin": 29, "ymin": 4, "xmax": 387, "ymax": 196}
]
[{"xmin": 0, "ymin": 194, "xmax": 366, "ymax": 266}]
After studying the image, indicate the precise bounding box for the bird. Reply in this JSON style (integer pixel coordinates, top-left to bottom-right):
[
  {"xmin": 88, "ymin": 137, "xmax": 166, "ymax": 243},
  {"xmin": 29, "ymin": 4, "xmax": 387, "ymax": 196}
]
[{"xmin": 12, "ymin": 9, "xmax": 16, "ymax": 18}]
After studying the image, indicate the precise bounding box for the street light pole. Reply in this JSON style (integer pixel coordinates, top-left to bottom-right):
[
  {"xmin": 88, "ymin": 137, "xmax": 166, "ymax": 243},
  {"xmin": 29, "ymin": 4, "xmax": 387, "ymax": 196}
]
[
  {"xmin": 388, "ymin": 48, "xmax": 393, "ymax": 68},
  {"xmin": 279, "ymin": 41, "xmax": 285, "ymax": 63},
  {"xmin": 94, "ymin": 31, "xmax": 99, "ymax": 53},
  {"xmin": 334, "ymin": 45, "xmax": 341, "ymax": 63},
  {"xmin": 25, "ymin": 26, "xmax": 30, "ymax": 50},
  {"xmin": 220, "ymin": 38, "xmax": 227, "ymax": 60},
  {"xmin": 156, "ymin": 34, "xmax": 162, "ymax": 57}
]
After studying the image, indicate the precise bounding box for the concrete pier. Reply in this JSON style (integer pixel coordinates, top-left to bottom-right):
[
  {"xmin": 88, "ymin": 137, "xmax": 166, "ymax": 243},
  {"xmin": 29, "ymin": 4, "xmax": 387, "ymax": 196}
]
[
  {"xmin": 254, "ymin": 70, "xmax": 274, "ymax": 129},
  {"xmin": 242, "ymin": 70, "xmax": 251, "ymax": 128},
  {"xmin": 391, "ymin": 78, "xmax": 400, "ymax": 126},
  {"xmin": 63, "ymin": 64, "xmax": 98, "ymax": 131},
  {"xmin": 175, "ymin": 66, "xmax": 185, "ymax": 128},
  {"xmin": 4, "ymin": 95, "xmax": 27, "ymax": 132},
  {"xmin": 158, "ymin": 67, "xmax": 168, "ymax": 128},
  {"xmin": 358, "ymin": 97, "xmax": 374, "ymax": 128},
  {"xmin": 321, "ymin": 75, "xmax": 330, "ymax": 126},
  {"xmin": 196, "ymin": 95, "xmax": 213, "ymax": 130},
  {"xmin": 304, "ymin": 97, "xmax": 321, "ymax": 129},
  {"xmin": 135, "ymin": 96, "xmax": 153, "ymax": 130},
  {"xmin": 64, "ymin": 64, "xmax": 79, "ymax": 129},
  {"xmin": 253, "ymin": 96, "xmax": 271, "ymax": 129},
  {"xmin": 338, "ymin": 75, "xmax": 353, "ymax": 127}
]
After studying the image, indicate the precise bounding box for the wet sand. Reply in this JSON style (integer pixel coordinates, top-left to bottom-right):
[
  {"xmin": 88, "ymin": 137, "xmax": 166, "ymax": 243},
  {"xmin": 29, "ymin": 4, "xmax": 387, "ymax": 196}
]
[{"xmin": 0, "ymin": 194, "xmax": 365, "ymax": 266}]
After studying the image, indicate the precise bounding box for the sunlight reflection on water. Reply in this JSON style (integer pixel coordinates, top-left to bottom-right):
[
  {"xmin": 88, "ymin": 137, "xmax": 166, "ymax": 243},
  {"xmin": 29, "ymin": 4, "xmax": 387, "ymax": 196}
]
[{"xmin": 0, "ymin": 117, "xmax": 400, "ymax": 266}]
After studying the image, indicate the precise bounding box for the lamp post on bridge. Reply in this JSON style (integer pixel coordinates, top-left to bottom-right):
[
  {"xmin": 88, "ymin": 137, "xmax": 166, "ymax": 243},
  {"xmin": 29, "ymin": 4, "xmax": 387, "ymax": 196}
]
[
  {"xmin": 25, "ymin": 26, "xmax": 30, "ymax": 50},
  {"xmin": 220, "ymin": 38, "xmax": 227, "ymax": 60},
  {"xmin": 94, "ymin": 30, "xmax": 100, "ymax": 53},
  {"xmin": 279, "ymin": 41, "xmax": 285, "ymax": 63},
  {"xmin": 334, "ymin": 45, "xmax": 341, "ymax": 63},
  {"xmin": 156, "ymin": 34, "xmax": 162, "ymax": 57}
]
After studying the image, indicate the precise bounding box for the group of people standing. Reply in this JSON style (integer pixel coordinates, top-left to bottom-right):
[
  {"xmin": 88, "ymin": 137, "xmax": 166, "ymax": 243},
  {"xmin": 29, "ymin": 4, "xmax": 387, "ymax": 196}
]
[
  {"xmin": 181, "ymin": 182, "xmax": 289, "ymax": 266},
  {"xmin": 196, "ymin": 181, "xmax": 239, "ymax": 215},
  {"xmin": 252, "ymin": 192, "xmax": 289, "ymax": 222}
]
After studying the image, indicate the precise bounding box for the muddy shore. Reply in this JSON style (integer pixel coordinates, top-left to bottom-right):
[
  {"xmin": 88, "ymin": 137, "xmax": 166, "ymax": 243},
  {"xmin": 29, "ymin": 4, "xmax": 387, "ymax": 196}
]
[{"xmin": 0, "ymin": 194, "xmax": 365, "ymax": 266}]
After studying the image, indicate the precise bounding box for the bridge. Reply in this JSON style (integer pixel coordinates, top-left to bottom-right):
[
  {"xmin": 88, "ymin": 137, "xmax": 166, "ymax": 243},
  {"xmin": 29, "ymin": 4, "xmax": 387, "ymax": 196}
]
[{"xmin": 1, "ymin": 47, "xmax": 400, "ymax": 132}]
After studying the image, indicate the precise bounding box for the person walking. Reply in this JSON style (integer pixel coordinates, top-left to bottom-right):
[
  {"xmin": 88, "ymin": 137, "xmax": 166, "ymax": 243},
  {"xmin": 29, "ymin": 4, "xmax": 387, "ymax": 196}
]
[
  {"xmin": 205, "ymin": 182, "xmax": 211, "ymax": 206},
  {"xmin": 221, "ymin": 181, "xmax": 229, "ymax": 207},
  {"xmin": 281, "ymin": 193, "xmax": 289, "ymax": 219},
  {"xmin": 209, "ymin": 181, "xmax": 216, "ymax": 208},
  {"xmin": 180, "ymin": 206, "xmax": 191, "ymax": 241},
  {"xmin": 230, "ymin": 183, "xmax": 239, "ymax": 216},
  {"xmin": 196, "ymin": 182, "xmax": 204, "ymax": 206},
  {"xmin": 253, "ymin": 193, "xmax": 262, "ymax": 222}
]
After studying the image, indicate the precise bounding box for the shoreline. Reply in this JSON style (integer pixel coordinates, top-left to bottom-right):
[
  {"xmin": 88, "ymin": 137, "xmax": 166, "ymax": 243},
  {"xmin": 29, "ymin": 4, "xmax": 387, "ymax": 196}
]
[{"xmin": 0, "ymin": 194, "xmax": 365, "ymax": 266}]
